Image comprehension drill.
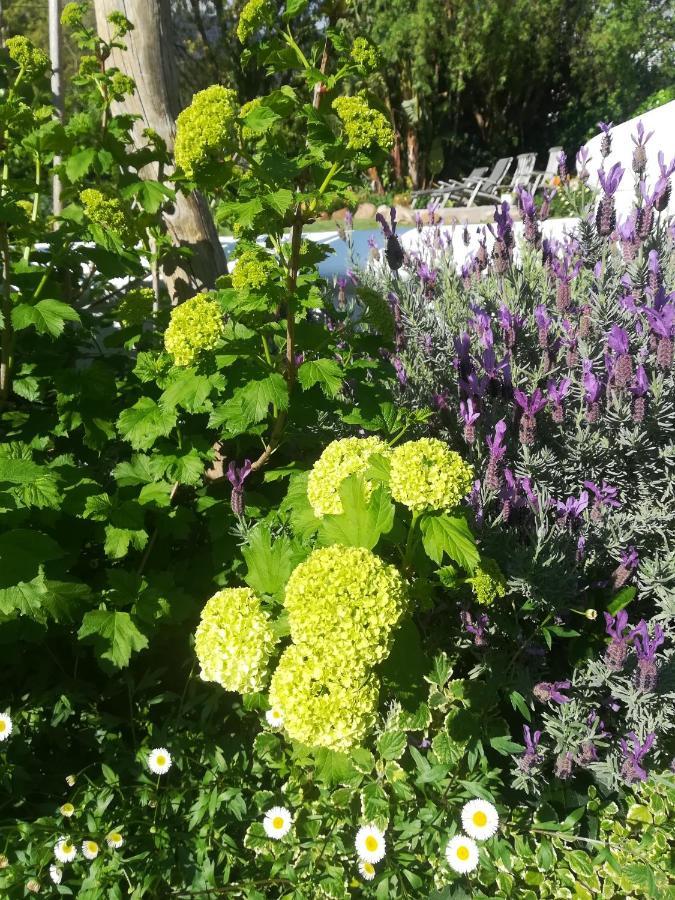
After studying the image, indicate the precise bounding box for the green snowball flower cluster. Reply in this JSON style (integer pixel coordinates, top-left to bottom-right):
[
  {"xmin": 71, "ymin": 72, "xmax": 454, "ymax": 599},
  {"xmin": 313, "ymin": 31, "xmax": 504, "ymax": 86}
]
[
  {"xmin": 6, "ymin": 36, "xmax": 50, "ymax": 75},
  {"xmin": 109, "ymin": 71, "xmax": 135, "ymax": 100},
  {"xmin": 116, "ymin": 288, "xmax": 154, "ymax": 327},
  {"xmin": 231, "ymin": 247, "xmax": 278, "ymax": 292},
  {"xmin": 269, "ymin": 645, "xmax": 379, "ymax": 752},
  {"xmin": 269, "ymin": 545, "xmax": 407, "ymax": 750},
  {"xmin": 350, "ymin": 37, "xmax": 380, "ymax": 71},
  {"xmin": 61, "ymin": 2, "xmax": 87, "ymax": 28},
  {"xmin": 174, "ymin": 85, "xmax": 239, "ymax": 178},
  {"xmin": 389, "ymin": 438, "xmax": 474, "ymax": 513},
  {"xmin": 285, "ymin": 545, "xmax": 407, "ymax": 668},
  {"xmin": 239, "ymin": 97, "xmax": 263, "ymax": 142},
  {"xmin": 307, "ymin": 436, "xmax": 389, "ymax": 516},
  {"xmin": 468, "ymin": 558, "xmax": 507, "ymax": 606},
  {"xmin": 80, "ymin": 189, "xmax": 134, "ymax": 243},
  {"xmin": 332, "ymin": 94, "xmax": 394, "ymax": 152},
  {"xmin": 237, "ymin": 0, "xmax": 274, "ymax": 43},
  {"xmin": 195, "ymin": 588, "xmax": 277, "ymax": 693},
  {"xmin": 164, "ymin": 293, "xmax": 225, "ymax": 366}
]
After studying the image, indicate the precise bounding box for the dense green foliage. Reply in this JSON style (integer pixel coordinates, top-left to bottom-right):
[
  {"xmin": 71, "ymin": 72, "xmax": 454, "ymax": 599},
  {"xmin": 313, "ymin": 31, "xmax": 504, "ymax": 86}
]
[{"xmin": 1, "ymin": 3, "xmax": 674, "ymax": 898}]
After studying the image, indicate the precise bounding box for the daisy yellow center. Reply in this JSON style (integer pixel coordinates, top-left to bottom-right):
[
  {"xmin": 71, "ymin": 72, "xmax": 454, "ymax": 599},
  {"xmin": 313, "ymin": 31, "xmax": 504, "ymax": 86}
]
[
  {"xmin": 156, "ymin": 755, "xmax": 166, "ymax": 766},
  {"xmin": 364, "ymin": 863, "xmax": 375, "ymax": 873},
  {"xmin": 272, "ymin": 711, "xmax": 280, "ymax": 719},
  {"xmin": 473, "ymin": 811, "xmax": 488, "ymax": 827},
  {"xmin": 272, "ymin": 816, "xmax": 284, "ymax": 829},
  {"xmin": 63, "ymin": 843, "xmax": 73, "ymax": 853},
  {"xmin": 457, "ymin": 845, "xmax": 470, "ymax": 861},
  {"xmin": 0, "ymin": 721, "xmax": 6, "ymax": 732},
  {"xmin": 109, "ymin": 833, "xmax": 122, "ymax": 843},
  {"xmin": 365, "ymin": 835, "xmax": 379, "ymax": 852}
]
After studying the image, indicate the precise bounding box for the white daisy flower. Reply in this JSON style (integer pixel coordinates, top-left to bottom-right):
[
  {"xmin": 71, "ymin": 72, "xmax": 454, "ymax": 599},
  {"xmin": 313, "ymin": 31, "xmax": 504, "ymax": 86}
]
[
  {"xmin": 265, "ymin": 707, "xmax": 284, "ymax": 729},
  {"xmin": 147, "ymin": 748, "xmax": 172, "ymax": 775},
  {"xmin": 82, "ymin": 840, "xmax": 99, "ymax": 860},
  {"xmin": 59, "ymin": 802, "xmax": 75, "ymax": 818},
  {"xmin": 461, "ymin": 799, "xmax": 499, "ymax": 841},
  {"xmin": 0, "ymin": 713, "xmax": 13, "ymax": 741},
  {"xmin": 65, "ymin": 774, "xmax": 77, "ymax": 787},
  {"xmin": 359, "ymin": 860, "xmax": 377, "ymax": 881},
  {"xmin": 106, "ymin": 831, "xmax": 124, "ymax": 849},
  {"xmin": 262, "ymin": 806, "xmax": 292, "ymax": 839},
  {"xmin": 54, "ymin": 838, "xmax": 77, "ymax": 864},
  {"xmin": 445, "ymin": 834, "xmax": 479, "ymax": 874},
  {"xmin": 355, "ymin": 824, "xmax": 386, "ymax": 863},
  {"xmin": 49, "ymin": 865, "xmax": 62, "ymax": 885}
]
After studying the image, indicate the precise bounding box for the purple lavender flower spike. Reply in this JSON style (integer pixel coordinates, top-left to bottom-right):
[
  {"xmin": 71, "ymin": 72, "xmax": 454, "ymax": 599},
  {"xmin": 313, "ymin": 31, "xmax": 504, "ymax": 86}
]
[
  {"xmin": 644, "ymin": 304, "xmax": 675, "ymax": 370},
  {"xmin": 534, "ymin": 305, "xmax": 551, "ymax": 347},
  {"xmin": 227, "ymin": 459, "xmax": 252, "ymax": 516},
  {"xmin": 631, "ymin": 120, "xmax": 654, "ymax": 174},
  {"xmin": 633, "ymin": 623, "xmax": 665, "ymax": 693},
  {"xmin": 582, "ymin": 359, "xmax": 602, "ymax": 422},
  {"xmin": 547, "ymin": 377, "xmax": 571, "ymax": 422},
  {"xmin": 554, "ymin": 491, "xmax": 589, "ymax": 525},
  {"xmin": 491, "ymin": 201, "xmax": 514, "ymax": 273},
  {"xmin": 514, "ymin": 388, "xmax": 547, "ymax": 446},
  {"xmin": 604, "ymin": 609, "xmax": 634, "ymax": 670},
  {"xmin": 461, "ymin": 609, "xmax": 490, "ymax": 647},
  {"xmin": 485, "ymin": 419, "xmax": 507, "ymax": 490},
  {"xmin": 519, "ymin": 725, "xmax": 543, "ymax": 773},
  {"xmin": 630, "ymin": 365, "xmax": 649, "ymax": 421},
  {"xmin": 620, "ymin": 732, "xmax": 656, "ymax": 784},
  {"xmin": 576, "ymin": 145, "xmax": 590, "ymax": 183},
  {"xmin": 611, "ymin": 546, "xmax": 639, "ymax": 590},
  {"xmin": 598, "ymin": 121, "xmax": 613, "ymax": 158},
  {"xmin": 616, "ymin": 213, "xmax": 640, "ymax": 261},
  {"xmin": 557, "ymin": 150, "xmax": 568, "ymax": 181},
  {"xmin": 533, "ymin": 681, "xmax": 571, "ymax": 704},
  {"xmin": 517, "ymin": 186, "xmax": 539, "ymax": 244},
  {"xmin": 583, "ymin": 481, "xmax": 620, "ymax": 521},
  {"xmin": 596, "ymin": 162, "xmax": 625, "ymax": 236},
  {"xmin": 554, "ymin": 752, "xmax": 574, "ymax": 780},
  {"xmin": 392, "ymin": 356, "xmax": 407, "ymax": 386},
  {"xmin": 459, "ymin": 398, "xmax": 480, "ymax": 444},
  {"xmin": 540, "ymin": 188, "xmax": 557, "ymax": 222}
]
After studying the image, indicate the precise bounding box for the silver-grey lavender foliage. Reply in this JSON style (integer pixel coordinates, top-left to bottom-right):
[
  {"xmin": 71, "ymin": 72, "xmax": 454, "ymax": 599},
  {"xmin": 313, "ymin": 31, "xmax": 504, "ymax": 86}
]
[{"xmin": 360, "ymin": 127, "xmax": 675, "ymax": 792}]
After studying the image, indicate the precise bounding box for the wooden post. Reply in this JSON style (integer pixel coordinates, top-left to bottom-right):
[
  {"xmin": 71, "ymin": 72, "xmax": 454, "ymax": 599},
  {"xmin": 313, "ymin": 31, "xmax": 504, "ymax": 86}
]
[{"xmin": 49, "ymin": 0, "xmax": 64, "ymax": 216}]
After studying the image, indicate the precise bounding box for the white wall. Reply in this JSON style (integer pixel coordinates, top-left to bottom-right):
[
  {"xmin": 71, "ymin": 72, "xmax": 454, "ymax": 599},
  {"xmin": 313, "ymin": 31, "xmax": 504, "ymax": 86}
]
[{"xmin": 583, "ymin": 100, "xmax": 675, "ymax": 220}]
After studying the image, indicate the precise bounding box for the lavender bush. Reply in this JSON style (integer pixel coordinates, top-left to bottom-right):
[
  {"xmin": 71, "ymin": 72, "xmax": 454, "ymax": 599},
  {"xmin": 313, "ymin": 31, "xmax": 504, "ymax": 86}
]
[{"xmin": 358, "ymin": 125, "xmax": 675, "ymax": 792}]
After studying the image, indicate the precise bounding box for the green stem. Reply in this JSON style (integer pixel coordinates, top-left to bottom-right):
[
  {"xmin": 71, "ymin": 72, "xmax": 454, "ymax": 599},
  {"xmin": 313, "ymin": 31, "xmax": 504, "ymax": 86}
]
[
  {"xmin": 318, "ymin": 161, "xmax": 342, "ymax": 195},
  {"xmin": 283, "ymin": 26, "xmax": 310, "ymax": 68},
  {"xmin": 402, "ymin": 510, "xmax": 421, "ymax": 574},
  {"xmin": 0, "ymin": 224, "xmax": 13, "ymax": 403},
  {"xmin": 23, "ymin": 155, "xmax": 41, "ymax": 263}
]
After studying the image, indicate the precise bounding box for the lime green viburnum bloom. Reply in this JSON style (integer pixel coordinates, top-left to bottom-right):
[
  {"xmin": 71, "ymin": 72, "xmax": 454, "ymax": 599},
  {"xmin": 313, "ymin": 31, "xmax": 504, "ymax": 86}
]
[
  {"xmin": 231, "ymin": 247, "xmax": 278, "ymax": 291},
  {"xmin": 80, "ymin": 189, "xmax": 134, "ymax": 243},
  {"xmin": 237, "ymin": 0, "xmax": 274, "ymax": 43},
  {"xmin": 164, "ymin": 294, "xmax": 225, "ymax": 366},
  {"xmin": 195, "ymin": 588, "xmax": 277, "ymax": 694},
  {"xmin": 389, "ymin": 438, "xmax": 474, "ymax": 513},
  {"xmin": 239, "ymin": 97, "xmax": 263, "ymax": 142},
  {"xmin": 350, "ymin": 37, "xmax": 380, "ymax": 71},
  {"xmin": 6, "ymin": 36, "xmax": 50, "ymax": 75},
  {"xmin": 61, "ymin": 2, "xmax": 87, "ymax": 28},
  {"xmin": 174, "ymin": 85, "xmax": 239, "ymax": 178},
  {"xmin": 284, "ymin": 545, "xmax": 408, "ymax": 667},
  {"xmin": 332, "ymin": 94, "xmax": 394, "ymax": 152},
  {"xmin": 468, "ymin": 557, "xmax": 507, "ymax": 605},
  {"xmin": 269, "ymin": 645, "xmax": 379, "ymax": 751},
  {"xmin": 307, "ymin": 436, "xmax": 390, "ymax": 517},
  {"xmin": 116, "ymin": 288, "xmax": 154, "ymax": 327}
]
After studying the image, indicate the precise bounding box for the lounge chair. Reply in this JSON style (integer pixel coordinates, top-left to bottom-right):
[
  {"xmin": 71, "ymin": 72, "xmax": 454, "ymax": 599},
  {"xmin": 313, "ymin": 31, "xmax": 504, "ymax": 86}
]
[
  {"xmin": 531, "ymin": 146, "xmax": 563, "ymax": 193},
  {"xmin": 509, "ymin": 152, "xmax": 538, "ymax": 191},
  {"xmin": 462, "ymin": 156, "xmax": 514, "ymax": 207},
  {"xmin": 410, "ymin": 167, "xmax": 488, "ymax": 209}
]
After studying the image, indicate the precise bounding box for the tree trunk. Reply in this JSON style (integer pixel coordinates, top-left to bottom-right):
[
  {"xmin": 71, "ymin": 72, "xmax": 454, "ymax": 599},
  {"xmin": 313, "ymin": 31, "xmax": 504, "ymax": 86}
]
[
  {"xmin": 94, "ymin": 0, "xmax": 228, "ymax": 302},
  {"xmin": 406, "ymin": 128, "xmax": 421, "ymax": 190}
]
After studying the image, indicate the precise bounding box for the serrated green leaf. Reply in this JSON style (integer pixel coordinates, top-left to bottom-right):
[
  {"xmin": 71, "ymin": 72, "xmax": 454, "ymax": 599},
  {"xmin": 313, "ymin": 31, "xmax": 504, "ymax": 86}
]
[
  {"xmin": 66, "ymin": 147, "xmax": 96, "ymax": 181},
  {"xmin": 317, "ymin": 475, "xmax": 394, "ymax": 549},
  {"xmin": 159, "ymin": 370, "xmax": 213, "ymax": 412},
  {"xmin": 377, "ymin": 730, "xmax": 407, "ymax": 761},
  {"xmin": 238, "ymin": 373, "xmax": 289, "ymax": 424},
  {"xmin": 12, "ymin": 299, "xmax": 80, "ymax": 337},
  {"xmin": 420, "ymin": 512, "xmax": 478, "ymax": 572},
  {"xmin": 117, "ymin": 398, "xmax": 177, "ymax": 450},
  {"xmin": 242, "ymin": 524, "xmax": 306, "ymax": 601},
  {"xmin": 78, "ymin": 609, "xmax": 148, "ymax": 668},
  {"xmin": 297, "ymin": 358, "xmax": 343, "ymax": 397}
]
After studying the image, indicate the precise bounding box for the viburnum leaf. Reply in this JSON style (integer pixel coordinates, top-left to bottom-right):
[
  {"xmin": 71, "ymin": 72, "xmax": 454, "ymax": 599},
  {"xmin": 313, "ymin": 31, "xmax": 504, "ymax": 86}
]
[
  {"xmin": 238, "ymin": 374, "xmax": 289, "ymax": 424},
  {"xmin": 12, "ymin": 299, "xmax": 80, "ymax": 337},
  {"xmin": 117, "ymin": 398, "xmax": 177, "ymax": 450},
  {"xmin": 317, "ymin": 475, "xmax": 394, "ymax": 550},
  {"xmin": 420, "ymin": 513, "xmax": 478, "ymax": 572},
  {"xmin": 297, "ymin": 358, "xmax": 343, "ymax": 397},
  {"xmin": 242, "ymin": 525, "xmax": 306, "ymax": 601},
  {"xmin": 78, "ymin": 609, "xmax": 148, "ymax": 668}
]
